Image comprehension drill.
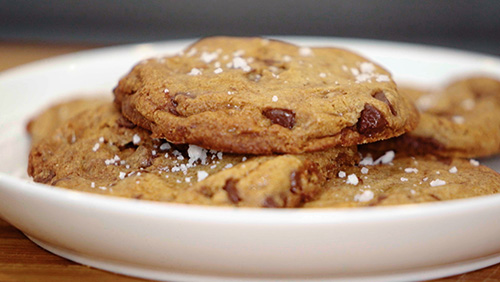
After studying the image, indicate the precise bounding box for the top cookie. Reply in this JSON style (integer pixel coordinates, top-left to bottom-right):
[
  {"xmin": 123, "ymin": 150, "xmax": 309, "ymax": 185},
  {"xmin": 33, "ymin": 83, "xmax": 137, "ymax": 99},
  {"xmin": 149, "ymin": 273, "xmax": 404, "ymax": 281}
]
[{"xmin": 114, "ymin": 36, "xmax": 418, "ymax": 154}]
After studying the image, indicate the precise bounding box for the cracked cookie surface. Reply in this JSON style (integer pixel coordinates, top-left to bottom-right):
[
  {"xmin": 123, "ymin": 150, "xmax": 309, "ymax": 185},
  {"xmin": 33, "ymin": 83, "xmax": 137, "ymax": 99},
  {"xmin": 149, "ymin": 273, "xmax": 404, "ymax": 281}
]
[{"xmin": 114, "ymin": 36, "xmax": 418, "ymax": 154}]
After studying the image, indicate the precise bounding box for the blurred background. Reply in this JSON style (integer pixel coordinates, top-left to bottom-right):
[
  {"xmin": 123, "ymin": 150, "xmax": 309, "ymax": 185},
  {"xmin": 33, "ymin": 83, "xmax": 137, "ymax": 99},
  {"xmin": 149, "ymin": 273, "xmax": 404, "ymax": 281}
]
[{"xmin": 0, "ymin": 0, "xmax": 499, "ymax": 55}]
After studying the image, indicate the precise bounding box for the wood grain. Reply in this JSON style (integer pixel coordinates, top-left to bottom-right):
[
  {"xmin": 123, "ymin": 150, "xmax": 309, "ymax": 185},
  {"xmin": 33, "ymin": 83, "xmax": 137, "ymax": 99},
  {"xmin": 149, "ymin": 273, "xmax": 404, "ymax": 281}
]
[{"xmin": 0, "ymin": 41, "xmax": 499, "ymax": 282}]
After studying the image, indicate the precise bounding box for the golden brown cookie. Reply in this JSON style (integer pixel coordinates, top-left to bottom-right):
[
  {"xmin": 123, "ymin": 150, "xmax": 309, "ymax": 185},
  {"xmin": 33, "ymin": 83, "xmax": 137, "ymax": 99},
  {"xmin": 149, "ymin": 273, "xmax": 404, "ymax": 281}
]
[
  {"xmin": 26, "ymin": 97, "xmax": 109, "ymax": 145},
  {"xmin": 364, "ymin": 77, "xmax": 500, "ymax": 158},
  {"xmin": 114, "ymin": 36, "xmax": 418, "ymax": 154},
  {"xmin": 305, "ymin": 152, "xmax": 500, "ymax": 208},
  {"xmin": 27, "ymin": 103, "xmax": 358, "ymax": 208}
]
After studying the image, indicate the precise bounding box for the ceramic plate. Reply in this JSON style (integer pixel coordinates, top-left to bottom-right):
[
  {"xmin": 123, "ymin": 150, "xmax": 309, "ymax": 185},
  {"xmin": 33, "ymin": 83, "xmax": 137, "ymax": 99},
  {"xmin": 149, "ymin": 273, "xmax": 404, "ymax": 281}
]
[{"xmin": 0, "ymin": 37, "xmax": 500, "ymax": 282}]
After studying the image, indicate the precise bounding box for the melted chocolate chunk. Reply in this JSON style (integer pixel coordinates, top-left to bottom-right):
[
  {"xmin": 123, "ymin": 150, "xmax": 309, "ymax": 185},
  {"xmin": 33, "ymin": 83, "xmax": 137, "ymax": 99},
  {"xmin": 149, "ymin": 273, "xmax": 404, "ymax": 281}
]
[
  {"xmin": 357, "ymin": 104, "xmax": 388, "ymax": 136},
  {"xmin": 262, "ymin": 108, "xmax": 296, "ymax": 129},
  {"xmin": 116, "ymin": 115, "xmax": 136, "ymax": 128},
  {"xmin": 373, "ymin": 91, "xmax": 397, "ymax": 115},
  {"xmin": 223, "ymin": 178, "xmax": 240, "ymax": 204}
]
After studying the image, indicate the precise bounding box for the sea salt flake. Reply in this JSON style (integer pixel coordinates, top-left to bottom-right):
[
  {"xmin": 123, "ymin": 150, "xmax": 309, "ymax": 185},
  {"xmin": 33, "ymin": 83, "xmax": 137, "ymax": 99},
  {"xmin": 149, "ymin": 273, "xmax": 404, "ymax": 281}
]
[
  {"xmin": 98, "ymin": 136, "xmax": 104, "ymax": 143},
  {"xmin": 272, "ymin": 95, "xmax": 278, "ymax": 102},
  {"xmin": 200, "ymin": 51, "xmax": 218, "ymax": 63},
  {"xmin": 359, "ymin": 155, "xmax": 374, "ymax": 166},
  {"xmin": 188, "ymin": 68, "xmax": 202, "ymax": 76},
  {"xmin": 119, "ymin": 172, "xmax": 126, "ymax": 180},
  {"xmin": 197, "ymin": 171, "xmax": 209, "ymax": 182},
  {"xmin": 319, "ymin": 72, "xmax": 327, "ymax": 78},
  {"xmin": 376, "ymin": 75, "xmax": 391, "ymax": 82},
  {"xmin": 400, "ymin": 177, "xmax": 408, "ymax": 182},
  {"xmin": 470, "ymin": 159, "xmax": 480, "ymax": 166},
  {"xmin": 231, "ymin": 57, "xmax": 251, "ymax": 72},
  {"xmin": 188, "ymin": 144, "xmax": 208, "ymax": 165},
  {"xmin": 359, "ymin": 62, "xmax": 375, "ymax": 73},
  {"xmin": 92, "ymin": 143, "xmax": 100, "ymax": 152},
  {"xmin": 430, "ymin": 179, "xmax": 446, "ymax": 187},
  {"xmin": 214, "ymin": 67, "xmax": 223, "ymax": 74},
  {"xmin": 405, "ymin": 168, "xmax": 418, "ymax": 173},
  {"xmin": 132, "ymin": 134, "xmax": 141, "ymax": 145},
  {"xmin": 224, "ymin": 163, "xmax": 233, "ymax": 169},
  {"xmin": 298, "ymin": 47, "xmax": 313, "ymax": 57},
  {"xmin": 355, "ymin": 190, "xmax": 374, "ymax": 202},
  {"xmin": 449, "ymin": 166, "xmax": 458, "ymax": 173},
  {"xmin": 160, "ymin": 143, "xmax": 171, "ymax": 150},
  {"xmin": 374, "ymin": 151, "xmax": 395, "ymax": 165},
  {"xmin": 346, "ymin": 174, "xmax": 359, "ymax": 185},
  {"xmin": 185, "ymin": 177, "xmax": 191, "ymax": 183},
  {"xmin": 90, "ymin": 182, "xmax": 95, "ymax": 188},
  {"xmin": 452, "ymin": 115, "xmax": 465, "ymax": 124},
  {"xmin": 361, "ymin": 167, "xmax": 369, "ymax": 174},
  {"xmin": 338, "ymin": 171, "xmax": 346, "ymax": 178}
]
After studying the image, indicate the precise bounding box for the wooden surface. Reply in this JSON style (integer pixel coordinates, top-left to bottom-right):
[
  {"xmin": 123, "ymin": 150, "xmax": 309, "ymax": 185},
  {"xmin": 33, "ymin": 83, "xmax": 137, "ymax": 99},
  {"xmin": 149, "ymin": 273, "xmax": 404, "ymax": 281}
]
[{"xmin": 0, "ymin": 41, "xmax": 499, "ymax": 282}]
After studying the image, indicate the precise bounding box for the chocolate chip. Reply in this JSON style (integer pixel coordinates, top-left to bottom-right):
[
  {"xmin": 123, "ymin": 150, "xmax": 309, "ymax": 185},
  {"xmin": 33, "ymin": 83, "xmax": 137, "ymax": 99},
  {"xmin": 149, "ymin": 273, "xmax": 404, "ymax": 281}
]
[
  {"xmin": 116, "ymin": 115, "xmax": 136, "ymax": 128},
  {"xmin": 223, "ymin": 178, "xmax": 240, "ymax": 204},
  {"xmin": 373, "ymin": 91, "xmax": 397, "ymax": 115},
  {"xmin": 357, "ymin": 104, "xmax": 388, "ymax": 136},
  {"xmin": 34, "ymin": 170, "xmax": 56, "ymax": 184},
  {"xmin": 262, "ymin": 108, "xmax": 296, "ymax": 129},
  {"xmin": 429, "ymin": 194, "xmax": 442, "ymax": 201}
]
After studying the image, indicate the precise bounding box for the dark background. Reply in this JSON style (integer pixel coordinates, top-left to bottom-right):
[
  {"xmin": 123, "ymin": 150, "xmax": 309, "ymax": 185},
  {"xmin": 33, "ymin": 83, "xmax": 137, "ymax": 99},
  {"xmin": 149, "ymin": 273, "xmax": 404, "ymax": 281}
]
[{"xmin": 1, "ymin": 0, "xmax": 499, "ymax": 55}]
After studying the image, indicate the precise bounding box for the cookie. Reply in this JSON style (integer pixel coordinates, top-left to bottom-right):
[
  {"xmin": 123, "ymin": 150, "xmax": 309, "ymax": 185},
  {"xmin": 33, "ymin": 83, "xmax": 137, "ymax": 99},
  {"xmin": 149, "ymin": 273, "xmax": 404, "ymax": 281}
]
[
  {"xmin": 305, "ymin": 151, "xmax": 500, "ymax": 208},
  {"xmin": 363, "ymin": 77, "xmax": 500, "ymax": 158},
  {"xmin": 114, "ymin": 36, "xmax": 418, "ymax": 154},
  {"xmin": 26, "ymin": 97, "xmax": 109, "ymax": 145},
  {"xmin": 27, "ymin": 102, "xmax": 358, "ymax": 208}
]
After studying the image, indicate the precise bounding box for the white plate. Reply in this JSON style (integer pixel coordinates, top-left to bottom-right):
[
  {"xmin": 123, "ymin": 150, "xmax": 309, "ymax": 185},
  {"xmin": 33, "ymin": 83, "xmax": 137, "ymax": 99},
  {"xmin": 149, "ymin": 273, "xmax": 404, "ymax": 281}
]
[{"xmin": 1, "ymin": 37, "xmax": 500, "ymax": 282}]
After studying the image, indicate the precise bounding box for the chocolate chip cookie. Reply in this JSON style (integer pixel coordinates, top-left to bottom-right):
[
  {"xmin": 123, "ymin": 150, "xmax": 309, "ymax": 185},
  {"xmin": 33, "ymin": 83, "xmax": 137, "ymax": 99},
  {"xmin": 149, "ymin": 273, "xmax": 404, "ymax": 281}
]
[
  {"xmin": 114, "ymin": 36, "xmax": 418, "ymax": 154},
  {"xmin": 364, "ymin": 77, "xmax": 500, "ymax": 158},
  {"xmin": 28, "ymin": 102, "xmax": 358, "ymax": 208},
  {"xmin": 26, "ymin": 97, "xmax": 109, "ymax": 145},
  {"xmin": 305, "ymin": 151, "xmax": 500, "ymax": 208}
]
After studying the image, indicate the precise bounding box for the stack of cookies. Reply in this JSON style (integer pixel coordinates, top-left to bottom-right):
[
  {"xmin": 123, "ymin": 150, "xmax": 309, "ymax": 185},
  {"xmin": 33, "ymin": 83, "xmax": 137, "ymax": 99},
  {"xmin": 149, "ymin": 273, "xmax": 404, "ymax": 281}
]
[{"xmin": 27, "ymin": 37, "xmax": 500, "ymax": 208}]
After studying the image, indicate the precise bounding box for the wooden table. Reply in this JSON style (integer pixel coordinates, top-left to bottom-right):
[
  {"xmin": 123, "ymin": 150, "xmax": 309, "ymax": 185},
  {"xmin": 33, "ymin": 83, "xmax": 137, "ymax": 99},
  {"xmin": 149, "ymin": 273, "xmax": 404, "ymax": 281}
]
[{"xmin": 0, "ymin": 41, "xmax": 499, "ymax": 282}]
